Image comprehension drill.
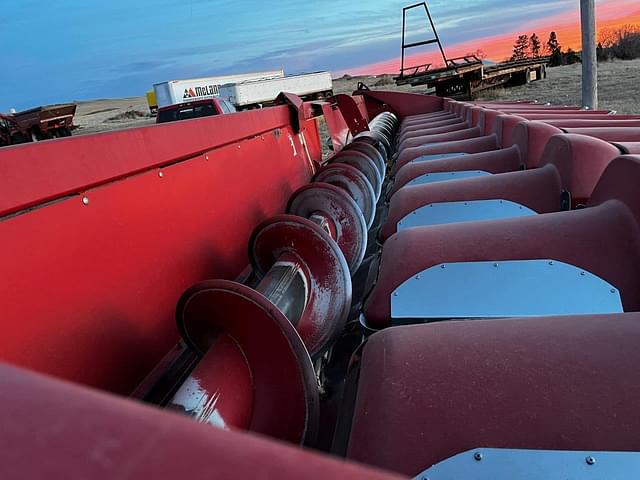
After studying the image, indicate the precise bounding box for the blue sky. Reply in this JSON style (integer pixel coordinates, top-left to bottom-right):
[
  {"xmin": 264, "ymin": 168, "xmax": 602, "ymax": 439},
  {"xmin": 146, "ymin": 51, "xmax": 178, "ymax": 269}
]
[{"xmin": 0, "ymin": 0, "xmax": 626, "ymax": 110}]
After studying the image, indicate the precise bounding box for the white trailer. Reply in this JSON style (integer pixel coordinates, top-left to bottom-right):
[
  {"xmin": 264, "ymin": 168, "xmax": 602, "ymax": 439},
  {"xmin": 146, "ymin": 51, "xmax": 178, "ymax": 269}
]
[
  {"xmin": 219, "ymin": 72, "xmax": 333, "ymax": 109},
  {"xmin": 153, "ymin": 69, "xmax": 284, "ymax": 107}
]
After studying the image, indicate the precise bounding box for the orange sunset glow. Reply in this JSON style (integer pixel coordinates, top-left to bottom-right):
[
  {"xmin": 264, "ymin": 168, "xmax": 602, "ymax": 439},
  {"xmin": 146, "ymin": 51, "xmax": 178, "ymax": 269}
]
[{"xmin": 350, "ymin": 3, "xmax": 640, "ymax": 75}]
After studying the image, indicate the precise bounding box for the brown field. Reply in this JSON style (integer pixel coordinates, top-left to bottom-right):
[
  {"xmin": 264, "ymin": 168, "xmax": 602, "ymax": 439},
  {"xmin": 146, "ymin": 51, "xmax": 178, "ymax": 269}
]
[{"xmin": 72, "ymin": 59, "xmax": 640, "ymax": 137}]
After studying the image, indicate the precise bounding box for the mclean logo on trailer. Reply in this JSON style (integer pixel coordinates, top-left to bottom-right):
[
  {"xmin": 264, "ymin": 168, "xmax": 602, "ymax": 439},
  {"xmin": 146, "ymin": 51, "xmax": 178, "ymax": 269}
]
[{"xmin": 183, "ymin": 85, "xmax": 220, "ymax": 99}]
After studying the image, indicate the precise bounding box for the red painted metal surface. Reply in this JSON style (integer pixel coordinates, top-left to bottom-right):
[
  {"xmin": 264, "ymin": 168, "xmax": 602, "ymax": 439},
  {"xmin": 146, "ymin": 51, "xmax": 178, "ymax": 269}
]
[
  {"xmin": 334, "ymin": 94, "xmax": 370, "ymax": 136},
  {"xmin": 356, "ymin": 90, "xmax": 443, "ymax": 118},
  {"xmin": 288, "ymin": 183, "xmax": 367, "ymax": 273},
  {"xmin": 249, "ymin": 215, "xmax": 352, "ymax": 359},
  {"xmin": 0, "ymin": 106, "xmax": 309, "ymax": 217},
  {"xmin": 313, "ymin": 163, "xmax": 376, "ymax": 228},
  {"xmin": 348, "ymin": 313, "xmax": 640, "ymax": 475},
  {"xmin": 366, "ymin": 156, "xmax": 640, "ymax": 327},
  {"xmin": 167, "ymin": 333, "xmax": 253, "ymax": 429},
  {"xmin": 322, "ymin": 102, "xmax": 351, "ymax": 151},
  {"xmin": 0, "ymin": 362, "xmax": 404, "ymax": 480},
  {"xmin": 176, "ymin": 279, "xmax": 319, "ymax": 444},
  {"xmin": 0, "ymin": 110, "xmax": 314, "ymax": 394}
]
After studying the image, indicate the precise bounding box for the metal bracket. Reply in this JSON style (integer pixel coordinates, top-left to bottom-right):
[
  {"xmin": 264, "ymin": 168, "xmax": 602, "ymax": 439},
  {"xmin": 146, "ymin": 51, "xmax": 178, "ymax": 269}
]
[
  {"xmin": 397, "ymin": 199, "xmax": 536, "ymax": 231},
  {"xmin": 391, "ymin": 259, "xmax": 623, "ymax": 323},
  {"xmin": 275, "ymin": 92, "xmax": 305, "ymax": 134},
  {"xmin": 334, "ymin": 94, "xmax": 370, "ymax": 136},
  {"xmin": 560, "ymin": 189, "xmax": 572, "ymax": 210},
  {"xmin": 414, "ymin": 448, "xmax": 640, "ymax": 480},
  {"xmin": 406, "ymin": 169, "xmax": 490, "ymax": 187}
]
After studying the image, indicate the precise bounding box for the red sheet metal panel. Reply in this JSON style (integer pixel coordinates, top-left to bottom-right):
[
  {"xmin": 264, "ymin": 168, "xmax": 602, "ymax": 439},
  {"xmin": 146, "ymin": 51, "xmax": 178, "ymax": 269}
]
[
  {"xmin": 356, "ymin": 90, "xmax": 443, "ymax": 119},
  {"xmin": 322, "ymin": 102, "xmax": 351, "ymax": 151},
  {"xmin": 0, "ymin": 106, "xmax": 293, "ymax": 217},
  {"xmin": 0, "ymin": 362, "xmax": 405, "ymax": 480},
  {"xmin": 0, "ymin": 123, "xmax": 313, "ymax": 394},
  {"xmin": 348, "ymin": 314, "xmax": 640, "ymax": 476}
]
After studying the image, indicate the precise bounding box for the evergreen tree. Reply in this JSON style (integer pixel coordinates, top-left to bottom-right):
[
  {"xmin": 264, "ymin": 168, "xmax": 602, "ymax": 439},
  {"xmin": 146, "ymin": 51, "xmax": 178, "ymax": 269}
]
[
  {"xmin": 530, "ymin": 33, "xmax": 541, "ymax": 57},
  {"xmin": 546, "ymin": 31, "xmax": 562, "ymax": 66},
  {"xmin": 546, "ymin": 31, "xmax": 560, "ymax": 54},
  {"xmin": 511, "ymin": 34, "xmax": 530, "ymax": 61}
]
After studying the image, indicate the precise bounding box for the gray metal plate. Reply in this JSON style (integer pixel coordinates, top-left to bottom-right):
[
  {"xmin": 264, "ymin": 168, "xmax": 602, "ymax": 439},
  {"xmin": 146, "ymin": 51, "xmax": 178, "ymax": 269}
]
[
  {"xmin": 406, "ymin": 170, "xmax": 490, "ymax": 187},
  {"xmin": 411, "ymin": 152, "xmax": 468, "ymax": 163},
  {"xmin": 391, "ymin": 259, "xmax": 623, "ymax": 323},
  {"xmin": 415, "ymin": 448, "xmax": 640, "ymax": 480},
  {"xmin": 397, "ymin": 200, "xmax": 536, "ymax": 230}
]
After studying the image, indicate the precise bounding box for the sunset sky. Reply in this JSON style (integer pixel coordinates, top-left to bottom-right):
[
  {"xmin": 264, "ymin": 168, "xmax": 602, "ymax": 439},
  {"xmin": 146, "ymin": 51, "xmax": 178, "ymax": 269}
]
[{"xmin": 2, "ymin": 0, "xmax": 639, "ymax": 110}]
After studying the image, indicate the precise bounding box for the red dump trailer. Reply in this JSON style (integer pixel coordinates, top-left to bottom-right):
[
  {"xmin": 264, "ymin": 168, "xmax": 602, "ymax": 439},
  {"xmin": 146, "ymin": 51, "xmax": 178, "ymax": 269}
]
[
  {"xmin": 2, "ymin": 88, "xmax": 640, "ymax": 479},
  {"xmin": 0, "ymin": 103, "xmax": 76, "ymax": 146}
]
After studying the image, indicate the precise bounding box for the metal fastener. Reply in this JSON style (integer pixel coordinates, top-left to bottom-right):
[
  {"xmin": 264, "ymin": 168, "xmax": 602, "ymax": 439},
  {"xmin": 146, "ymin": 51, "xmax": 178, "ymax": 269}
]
[
  {"xmin": 393, "ymin": 292, "xmax": 398, "ymax": 296},
  {"xmin": 610, "ymin": 288, "xmax": 616, "ymax": 294},
  {"xmin": 493, "ymin": 263, "xmax": 499, "ymax": 267},
  {"xmin": 158, "ymin": 171, "xmax": 164, "ymax": 178},
  {"xmin": 474, "ymin": 452, "xmax": 483, "ymax": 461},
  {"xmin": 82, "ymin": 196, "xmax": 89, "ymax": 205},
  {"xmin": 415, "ymin": 274, "xmax": 421, "ymax": 280},
  {"xmin": 548, "ymin": 261, "xmax": 554, "ymax": 265},
  {"xmin": 441, "ymin": 264, "xmax": 446, "ymax": 269},
  {"xmin": 580, "ymin": 271, "xmax": 585, "ymax": 276},
  {"xmin": 205, "ymin": 155, "xmax": 209, "ymax": 161},
  {"xmin": 586, "ymin": 456, "xmax": 596, "ymax": 465}
]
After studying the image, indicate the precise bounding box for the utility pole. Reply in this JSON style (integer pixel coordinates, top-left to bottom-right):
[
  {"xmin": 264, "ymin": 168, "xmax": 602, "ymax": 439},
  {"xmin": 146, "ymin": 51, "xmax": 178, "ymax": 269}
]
[{"xmin": 580, "ymin": 0, "xmax": 598, "ymax": 109}]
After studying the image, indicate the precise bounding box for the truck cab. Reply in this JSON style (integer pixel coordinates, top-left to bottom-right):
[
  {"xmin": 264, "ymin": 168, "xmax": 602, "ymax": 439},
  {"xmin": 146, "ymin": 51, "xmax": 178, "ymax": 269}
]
[{"xmin": 156, "ymin": 98, "xmax": 236, "ymax": 124}]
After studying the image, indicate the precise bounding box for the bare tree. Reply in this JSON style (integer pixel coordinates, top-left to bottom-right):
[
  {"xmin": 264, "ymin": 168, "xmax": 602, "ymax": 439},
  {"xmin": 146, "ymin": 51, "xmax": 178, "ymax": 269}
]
[{"xmin": 465, "ymin": 48, "xmax": 488, "ymax": 60}]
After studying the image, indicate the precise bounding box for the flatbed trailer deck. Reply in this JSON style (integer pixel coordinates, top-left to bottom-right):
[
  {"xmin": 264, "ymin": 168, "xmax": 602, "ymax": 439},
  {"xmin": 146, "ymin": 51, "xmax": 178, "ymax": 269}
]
[
  {"xmin": 395, "ymin": 3, "xmax": 549, "ymax": 98},
  {"xmin": 395, "ymin": 56, "xmax": 549, "ymax": 98}
]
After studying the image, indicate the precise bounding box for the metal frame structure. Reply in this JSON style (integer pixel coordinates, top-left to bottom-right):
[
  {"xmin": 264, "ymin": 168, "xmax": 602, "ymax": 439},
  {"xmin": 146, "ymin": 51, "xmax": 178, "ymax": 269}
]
[{"xmin": 399, "ymin": 2, "xmax": 448, "ymax": 79}]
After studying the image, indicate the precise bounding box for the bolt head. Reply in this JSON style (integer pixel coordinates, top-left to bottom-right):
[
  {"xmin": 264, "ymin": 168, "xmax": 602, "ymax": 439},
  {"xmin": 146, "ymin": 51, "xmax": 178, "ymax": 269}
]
[
  {"xmin": 474, "ymin": 452, "xmax": 483, "ymax": 461},
  {"xmin": 82, "ymin": 196, "xmax": 89, "ymax": 205},
  {"xmin": 158, "ymin": 171, "xmax": 164, "ymax": 178},
  {"xmin": 586, "ymin": 456, "xmax": 596, "ymax": 465}
]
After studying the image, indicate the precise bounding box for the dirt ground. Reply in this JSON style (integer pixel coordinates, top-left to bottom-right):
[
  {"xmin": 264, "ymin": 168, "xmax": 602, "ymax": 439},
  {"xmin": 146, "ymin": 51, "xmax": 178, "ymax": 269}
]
[
  {"xmin": 71, "ymin": 59, "xmax": 640, "ymax": 137},
  {"xmin": 474, "ymin": 59, "xmax": 640, "ymax": 113},
  {"xmin": 73, "ymin": 97, "xmax": 155, "ymax": 135}
]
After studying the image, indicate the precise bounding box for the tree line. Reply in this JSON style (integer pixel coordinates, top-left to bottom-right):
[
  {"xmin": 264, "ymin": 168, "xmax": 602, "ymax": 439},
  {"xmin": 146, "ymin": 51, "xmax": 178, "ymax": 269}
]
[
  {"xmin": 509, "ymin": 32, "xmax": 571, "ymax": 66},
  {"xmin": 597, "ymin": 24, "xmax": 640, "ymax": 61},
  {"xmin": 509, "ymin": 26, "xmax": 640, "ymax": 66}
]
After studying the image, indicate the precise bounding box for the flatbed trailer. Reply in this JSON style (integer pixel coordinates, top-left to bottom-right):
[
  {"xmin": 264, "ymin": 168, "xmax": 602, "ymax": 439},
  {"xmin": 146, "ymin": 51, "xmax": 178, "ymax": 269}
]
[
  {"xmin": 396, "ymin": 55, "xmax": 549, "ymax": 98},
  {"xmin": 394, "ymin": 3, "xmax": 548, "ymax": 98}
]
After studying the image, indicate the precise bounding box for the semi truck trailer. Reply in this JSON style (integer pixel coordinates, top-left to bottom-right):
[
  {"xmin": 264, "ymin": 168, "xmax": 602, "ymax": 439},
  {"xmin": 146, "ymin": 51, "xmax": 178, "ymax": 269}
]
[
  {"xmin": 219, "ymin": 71, "xmax": 333, "ymax": 109},
  {"xmin": 153, "ymin": 69, "xmax": 284, "ymax": 107}
]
